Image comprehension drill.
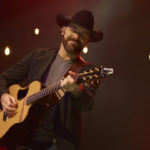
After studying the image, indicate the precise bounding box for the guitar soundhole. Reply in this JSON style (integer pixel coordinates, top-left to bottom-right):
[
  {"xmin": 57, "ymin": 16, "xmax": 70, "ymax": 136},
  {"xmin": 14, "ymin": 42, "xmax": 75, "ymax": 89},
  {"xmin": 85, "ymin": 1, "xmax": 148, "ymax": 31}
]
[{"xmin": 17, "ymin": 88, "xmax": 28, "ymax": 100}]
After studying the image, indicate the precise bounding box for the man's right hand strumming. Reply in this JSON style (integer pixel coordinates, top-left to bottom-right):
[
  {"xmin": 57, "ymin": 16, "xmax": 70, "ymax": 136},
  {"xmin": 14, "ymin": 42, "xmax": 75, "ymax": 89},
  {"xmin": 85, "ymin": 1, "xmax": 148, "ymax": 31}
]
[{"xmin": 0, "ymin": 93, "xmax": 18, "ymax": 118}]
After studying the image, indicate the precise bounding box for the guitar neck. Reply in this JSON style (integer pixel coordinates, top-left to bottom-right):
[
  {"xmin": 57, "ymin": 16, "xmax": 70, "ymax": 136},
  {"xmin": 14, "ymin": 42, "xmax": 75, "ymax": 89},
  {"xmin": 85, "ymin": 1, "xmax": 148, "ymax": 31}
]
[
  {"xmin": 26, "ymin": 81, "xmax": 61, "ymax": 105},
  {"xmin": 26, "ymin": 66, "xmax": 113, "ymax": 105}
]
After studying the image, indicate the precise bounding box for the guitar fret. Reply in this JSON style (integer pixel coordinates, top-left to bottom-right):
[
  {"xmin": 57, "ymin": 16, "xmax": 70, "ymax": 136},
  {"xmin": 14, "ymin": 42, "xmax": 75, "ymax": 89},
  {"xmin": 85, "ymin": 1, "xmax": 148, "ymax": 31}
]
[{"xmin": 26, "ymin": 81, "xmax": 61, "ymax": 105}]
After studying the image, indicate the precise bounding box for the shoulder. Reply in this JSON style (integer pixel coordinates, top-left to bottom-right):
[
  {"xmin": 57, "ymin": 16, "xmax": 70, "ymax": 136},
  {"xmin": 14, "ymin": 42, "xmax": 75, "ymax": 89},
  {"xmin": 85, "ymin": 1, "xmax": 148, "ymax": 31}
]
[
  {"xmin": 77, "ymin": 56, "xmax": 94, "ymax": 67},
  {"xmin": 33, "ymin": 48, "xmax": 58, "ymax": 56},
  {"xmin": 28, "ymin": 48, "xmax": 59, "ymax": 60}
]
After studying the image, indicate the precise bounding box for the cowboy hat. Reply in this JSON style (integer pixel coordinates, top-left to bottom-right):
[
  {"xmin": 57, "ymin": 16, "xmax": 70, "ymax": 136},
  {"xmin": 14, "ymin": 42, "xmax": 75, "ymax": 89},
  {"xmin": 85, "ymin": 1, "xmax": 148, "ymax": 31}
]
[{"xmin": 56, "ymin": 10, "xmax": 103, "ymax": 42}]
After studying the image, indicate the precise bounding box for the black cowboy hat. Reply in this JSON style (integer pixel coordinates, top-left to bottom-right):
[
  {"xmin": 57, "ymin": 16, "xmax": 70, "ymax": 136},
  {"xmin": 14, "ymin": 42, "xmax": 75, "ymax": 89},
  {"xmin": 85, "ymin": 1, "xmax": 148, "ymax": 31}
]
[{"xmin": 56, "ymin": 9, "xmax": 103, "ymax": 42}]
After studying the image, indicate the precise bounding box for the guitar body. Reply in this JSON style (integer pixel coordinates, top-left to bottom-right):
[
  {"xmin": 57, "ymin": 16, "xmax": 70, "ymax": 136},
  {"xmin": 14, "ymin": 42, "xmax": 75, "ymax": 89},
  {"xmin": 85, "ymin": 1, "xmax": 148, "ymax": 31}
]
[{"xmin": 0, "ymin": 81, "xmax": 46, "ymax": 148}]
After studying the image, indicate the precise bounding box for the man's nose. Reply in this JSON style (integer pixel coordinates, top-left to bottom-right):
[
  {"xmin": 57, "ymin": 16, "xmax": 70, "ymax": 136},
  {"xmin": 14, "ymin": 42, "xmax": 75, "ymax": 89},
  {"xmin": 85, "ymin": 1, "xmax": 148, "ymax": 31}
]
[{"xmin": 73, "ymin": 32, "xmax": 80, "ymax": 39}]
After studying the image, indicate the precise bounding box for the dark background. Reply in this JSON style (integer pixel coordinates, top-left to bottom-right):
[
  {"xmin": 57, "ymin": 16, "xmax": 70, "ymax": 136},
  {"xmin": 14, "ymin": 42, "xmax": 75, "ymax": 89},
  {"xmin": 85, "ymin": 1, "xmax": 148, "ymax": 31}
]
[{"xmin": 0, "ymin": 0, "xmax": 150, "ymax": 149}]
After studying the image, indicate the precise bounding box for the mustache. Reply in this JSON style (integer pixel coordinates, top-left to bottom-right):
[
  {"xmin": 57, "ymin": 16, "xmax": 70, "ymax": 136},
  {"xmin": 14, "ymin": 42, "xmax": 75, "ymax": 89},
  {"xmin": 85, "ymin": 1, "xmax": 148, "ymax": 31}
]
[{"xmin": 67, "ymin": 37, "xmax": 81, "ymax": 45}]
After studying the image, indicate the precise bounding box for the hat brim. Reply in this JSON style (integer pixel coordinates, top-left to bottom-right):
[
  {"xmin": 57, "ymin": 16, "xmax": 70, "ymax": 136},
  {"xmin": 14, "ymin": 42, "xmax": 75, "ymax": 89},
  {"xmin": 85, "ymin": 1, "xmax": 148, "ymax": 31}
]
[{"xmin": 56, "ymin": 14, "xmax": 103, "ymax": 42}]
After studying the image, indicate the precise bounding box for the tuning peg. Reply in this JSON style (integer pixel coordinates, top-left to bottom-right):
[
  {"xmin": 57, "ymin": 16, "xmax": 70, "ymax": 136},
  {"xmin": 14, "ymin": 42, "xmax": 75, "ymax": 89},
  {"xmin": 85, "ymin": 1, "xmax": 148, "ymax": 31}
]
[
  {"xmin": 84, "ymin": 71, "xmax": 87, "ymax": 74},
  {"xmin": 96, "ymin": 80, "xmax": 99, "ymax": 84},
  {"xmin": 90, "ymin": 69, "xmax": 93, "ymax": 73},
  {"xmin": 89, "ymin": 76, "xmax": 92, "ymax": 79},
  {"xmin": 83, "ymin": 77, "xmax": 86, "ymax": 80},
  {"xmin": 84, "ymin": 82, "xmax": 89, "ymax": 87},
  {"xmin": 90, "ymin": 81, "xmax": 94, "ymax": 85},
  {"xmin": 95, "ymin": 67, "xmax": 100, "ymax": 71},
  {"xmin": 95, "ymin": 75, "xmax": 98, "ymax": 78}
]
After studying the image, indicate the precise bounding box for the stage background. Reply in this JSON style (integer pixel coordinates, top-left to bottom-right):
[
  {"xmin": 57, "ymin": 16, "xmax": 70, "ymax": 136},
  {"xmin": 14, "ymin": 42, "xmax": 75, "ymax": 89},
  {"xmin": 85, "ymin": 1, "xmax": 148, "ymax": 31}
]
[{"xmin": 0, "ymin": 0, "xmax": 150, "ymax": 149}]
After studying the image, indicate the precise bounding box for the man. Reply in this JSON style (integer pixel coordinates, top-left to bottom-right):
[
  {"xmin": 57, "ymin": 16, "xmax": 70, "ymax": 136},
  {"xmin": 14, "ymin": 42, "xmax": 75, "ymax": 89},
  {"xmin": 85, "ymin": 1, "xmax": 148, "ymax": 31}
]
[{"xmin": 0, "ymin": 10, "xmax": 103, "ymax": 150}]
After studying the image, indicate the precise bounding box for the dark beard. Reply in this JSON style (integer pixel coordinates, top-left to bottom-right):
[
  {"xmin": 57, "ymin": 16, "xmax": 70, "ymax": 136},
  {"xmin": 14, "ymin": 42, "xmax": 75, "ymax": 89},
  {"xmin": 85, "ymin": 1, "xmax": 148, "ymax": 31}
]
[{"xmin": 62, "ymin": 36, "xmax": 84, "ymax": 55}]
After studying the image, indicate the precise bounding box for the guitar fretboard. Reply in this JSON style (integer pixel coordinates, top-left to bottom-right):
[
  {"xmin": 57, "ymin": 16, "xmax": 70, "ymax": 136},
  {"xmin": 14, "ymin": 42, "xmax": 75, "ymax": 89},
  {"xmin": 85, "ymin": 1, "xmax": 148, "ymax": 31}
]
[{"xmin": 26, "ymin": 81, "xmax": 61, "ymax": 105}]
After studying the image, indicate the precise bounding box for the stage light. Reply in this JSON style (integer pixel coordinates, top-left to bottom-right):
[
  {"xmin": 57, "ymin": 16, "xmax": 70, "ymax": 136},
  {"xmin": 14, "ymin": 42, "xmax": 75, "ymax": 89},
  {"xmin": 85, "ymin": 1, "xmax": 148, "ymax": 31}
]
[
  {"xmin": 34, "ymin": 28, "xmax": 40, "ymax": 35},
  {"xmin": 149, "ymin": 54, "xmax": 150, "ymax": 60},
  {"xmin": 83, "ymin": 46, "xmax": 88, "ymax": 54},
  {"xmin": 4, "ymin": 46, "xmax": 10, "ymax": 56}
]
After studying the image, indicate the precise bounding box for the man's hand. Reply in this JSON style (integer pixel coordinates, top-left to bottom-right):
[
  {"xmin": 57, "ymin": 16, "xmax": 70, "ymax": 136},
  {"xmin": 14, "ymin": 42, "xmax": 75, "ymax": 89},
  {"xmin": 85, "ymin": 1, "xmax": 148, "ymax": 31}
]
[
  {"xmin": 61, "ymin": 71, "xmax": 83, "ymax": 98},
  {"xmin": 0, "ymin": 93, "xmax": 18, "ymax": 118}
]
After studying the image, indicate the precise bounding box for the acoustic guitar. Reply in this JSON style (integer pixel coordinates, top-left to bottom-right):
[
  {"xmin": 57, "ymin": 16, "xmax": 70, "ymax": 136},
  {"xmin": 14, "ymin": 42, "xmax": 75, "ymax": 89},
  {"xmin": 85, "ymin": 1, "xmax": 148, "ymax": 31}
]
[{"xmin": 0, "ymin": 66, "xmax": 113, "ymax": 140}]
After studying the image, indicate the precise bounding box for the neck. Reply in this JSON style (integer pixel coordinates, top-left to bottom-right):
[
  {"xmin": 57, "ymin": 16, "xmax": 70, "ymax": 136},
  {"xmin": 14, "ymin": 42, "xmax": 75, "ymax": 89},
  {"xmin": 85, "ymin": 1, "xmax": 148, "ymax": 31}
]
[{"xmin": 58, "ymin": 43, "xmax": 79, "ymax": 60}]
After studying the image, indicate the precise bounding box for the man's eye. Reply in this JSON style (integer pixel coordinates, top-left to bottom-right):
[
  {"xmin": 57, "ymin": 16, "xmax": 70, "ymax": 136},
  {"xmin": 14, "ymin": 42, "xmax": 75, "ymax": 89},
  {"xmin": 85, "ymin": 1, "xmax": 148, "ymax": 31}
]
[
  {"xmin": 72, "ymin": 29, "xmax": 76, "ymax": 32},
  {"xmin": 69, "ymin": 26, "xmax": 76, "ymax": 31},
  {"xmin": 80, "ymin": 34, "xmax": 88, "ymax": 39}
]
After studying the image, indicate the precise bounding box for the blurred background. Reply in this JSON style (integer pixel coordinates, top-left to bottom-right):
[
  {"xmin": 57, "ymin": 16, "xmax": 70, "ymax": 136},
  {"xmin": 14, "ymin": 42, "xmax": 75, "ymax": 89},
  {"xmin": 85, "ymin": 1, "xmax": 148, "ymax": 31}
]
[{"xmin": 0, "ymin": 0, "xmax": 150, "ymax": 149}]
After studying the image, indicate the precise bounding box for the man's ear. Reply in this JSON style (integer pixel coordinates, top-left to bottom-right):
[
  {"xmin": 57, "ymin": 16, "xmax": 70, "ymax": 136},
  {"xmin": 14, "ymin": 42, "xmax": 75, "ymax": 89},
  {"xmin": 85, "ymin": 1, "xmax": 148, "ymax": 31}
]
[{"xmin": 61, "ymin": 26, "xmax": 66, "ymax": 36}]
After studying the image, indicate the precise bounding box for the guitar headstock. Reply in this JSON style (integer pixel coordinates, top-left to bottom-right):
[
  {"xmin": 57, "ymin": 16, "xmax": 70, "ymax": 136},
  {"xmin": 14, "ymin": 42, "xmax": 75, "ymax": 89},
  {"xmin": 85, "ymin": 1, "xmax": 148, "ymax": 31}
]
[{"xmin": 77, "ymin": 65, "xmax": 114, "ymax": 87}]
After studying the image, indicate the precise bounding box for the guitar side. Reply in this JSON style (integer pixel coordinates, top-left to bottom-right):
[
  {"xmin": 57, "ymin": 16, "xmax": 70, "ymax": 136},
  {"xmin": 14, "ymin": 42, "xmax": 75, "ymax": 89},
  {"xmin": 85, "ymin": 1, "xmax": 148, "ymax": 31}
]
[{"xmin": 0, "ymin": 81, "xmax": 41, "ymax": 139}]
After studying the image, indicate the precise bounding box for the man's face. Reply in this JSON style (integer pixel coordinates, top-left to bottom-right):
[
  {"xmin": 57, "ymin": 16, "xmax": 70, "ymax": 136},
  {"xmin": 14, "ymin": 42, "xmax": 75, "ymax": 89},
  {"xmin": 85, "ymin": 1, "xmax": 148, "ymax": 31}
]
[{"xmin": 62, "ymin": 23, "xmax": 90, "ymax": 55}]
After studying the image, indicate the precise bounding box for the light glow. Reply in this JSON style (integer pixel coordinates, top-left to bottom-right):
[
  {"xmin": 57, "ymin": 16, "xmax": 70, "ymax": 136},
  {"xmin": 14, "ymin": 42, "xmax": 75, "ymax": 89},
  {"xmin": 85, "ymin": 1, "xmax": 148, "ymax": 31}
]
[
  {"xmin": 83, "ymin": 46, "xmax": 88, "ymax": 54},
  {"xmin": 4, "ymin": 46, "xmax": 10, "ymax": 56},
  {"xmin": 34, "ymin": 28, "xmax": 40, "ymax": 35}
]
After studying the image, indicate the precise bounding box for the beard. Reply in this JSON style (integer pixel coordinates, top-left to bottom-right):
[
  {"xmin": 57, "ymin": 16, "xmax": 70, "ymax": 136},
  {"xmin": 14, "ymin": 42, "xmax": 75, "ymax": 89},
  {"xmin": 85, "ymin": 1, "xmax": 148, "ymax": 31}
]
[{"xmin": 62, "ymin": 36, "xmax": 84, "ymax": 55}]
